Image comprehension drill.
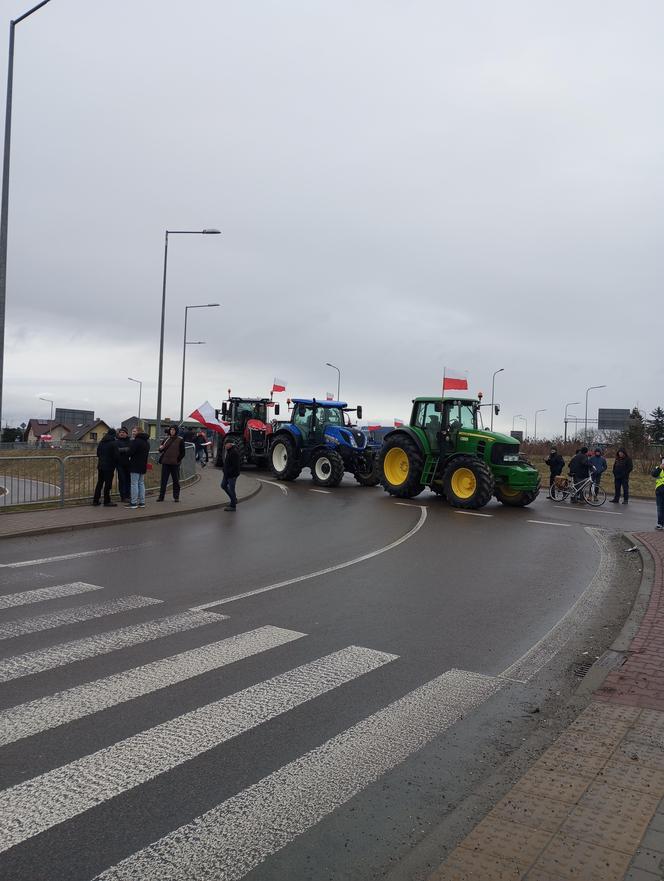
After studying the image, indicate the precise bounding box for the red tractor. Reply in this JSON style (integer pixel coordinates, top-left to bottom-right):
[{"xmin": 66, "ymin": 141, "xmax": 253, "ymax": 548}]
[{"xmin": 215, "ymin": 396, "xmax": 280, "ymax": 469}]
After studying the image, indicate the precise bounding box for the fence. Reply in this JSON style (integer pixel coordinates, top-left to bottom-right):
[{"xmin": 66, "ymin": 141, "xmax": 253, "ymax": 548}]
[{"xmin": 0, "ymin": 444, "xmax": 197, "ymax": 510}]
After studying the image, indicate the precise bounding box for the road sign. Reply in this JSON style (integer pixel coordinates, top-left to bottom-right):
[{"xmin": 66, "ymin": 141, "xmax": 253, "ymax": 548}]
[
  {"xmin": 510, "ymin": 430, "xmax": 523, "ymax": 442},
  {"xmin": 598, "ymin": 408, "xmax": 630, "ymax": 430}
]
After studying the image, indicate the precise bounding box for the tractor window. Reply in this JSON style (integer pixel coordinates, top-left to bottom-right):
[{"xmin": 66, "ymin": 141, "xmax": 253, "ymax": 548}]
[
  {"xmin": 459, "ymin": 404, "xmax": 476, "ymax": 429},
  {"xmin": 319, "ymin": 407, "xmax": 344, "ymax": 426},
  {"xmin": 293, "ymin": 405, "xmax": 314, "ymax": 432},
  {"xmin": 413, "ymin": 402, "xmax": 427, "ymax": 429}
]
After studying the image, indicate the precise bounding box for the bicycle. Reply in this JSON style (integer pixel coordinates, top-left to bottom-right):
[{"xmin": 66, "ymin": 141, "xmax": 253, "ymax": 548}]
[{"xmin": 550, "ymin": 474, "xmax": 606, "ymax": 506}]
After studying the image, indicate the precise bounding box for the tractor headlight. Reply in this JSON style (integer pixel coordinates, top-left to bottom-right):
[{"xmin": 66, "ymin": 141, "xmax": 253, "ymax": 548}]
[{"xmin": 503, "ymin": 454, "xmax": 519, "ymax": 462}]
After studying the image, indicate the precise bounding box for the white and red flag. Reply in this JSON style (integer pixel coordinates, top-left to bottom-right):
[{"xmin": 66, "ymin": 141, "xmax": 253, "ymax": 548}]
[
  {"xmin": 394, "ymin": 418, "xmax": 404, "ymax": 427},
  {"xmin": 367, "ymin": 424, "xmax": 382, "ymax": 431},
  {"xmin": 326, "ymin": 392, "xmax": 334, "ymax": 401},
  {"xmin": 272, "ymin": 377, "xmax": 287, "ymax": 393},
  {"xmin": 442, "ymin": 368, "xmax": 468, "ymax": 392},
  {"xmin": 189, "ymin": 401, "xmax": 231, "ymax": 435}
]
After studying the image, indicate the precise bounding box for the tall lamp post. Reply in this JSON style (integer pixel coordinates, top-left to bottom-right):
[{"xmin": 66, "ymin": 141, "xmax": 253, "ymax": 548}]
[
  {"xmin": 534, "ymin": 408, "xmax": 547, "ymax": 442},
  {"xmin": 0, "ymin": 0, "xmax": 53, "ymax": 429},
  {"xmin": 325, "ymin": 362, "xmax": 341, "ymax": 401},
  {"xmin": 564, "ymin": 401, "xmax": 580, "ymax": 443},
  {"xmin": 584, "ymin": 385, "xmax": 607, "ymax": 443},
  {"xmin": 490, "ymin": 367, "xmax": 504, "ymax": 431},
  {"xmin": 128, "ymin": 377, "xmax": 142, "ymax": 422},
  {"xmin": 155, "ymin": 229, "xmax": 220, "ymax": 439},
  {"xmin": 179, "ymin": 303, "xmax": 220, "ymax": 423},
  {"xmin": 39, "ymin": 395, "xmax": 53, "ymax": 420}
]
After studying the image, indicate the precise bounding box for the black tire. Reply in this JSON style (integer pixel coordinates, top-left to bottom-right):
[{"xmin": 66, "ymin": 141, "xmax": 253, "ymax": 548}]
[
  {"xmin": 429, "ymin": 482, "xmax": 447, "ymax": 497},
  {"xmin": 443, "ymin": 455, "xmax": 494, "ymax": 509},
  {"xmin": 353, "ymin": 455, "xmax": 380, "ymax": 487},
  {"xmin": 270, "ymin": 435, "xmax": 302, "ymax": 481},
  {"xmin": 311, "ymin": 449, "xmax": 345, "ymax": 487},
  {"xmin": 495, "ymin": 486, "xmax": 539, "ymax": 507},
  {"xmin": 378, "ymin": 434, "xmax": 425, "ymax": 498}
]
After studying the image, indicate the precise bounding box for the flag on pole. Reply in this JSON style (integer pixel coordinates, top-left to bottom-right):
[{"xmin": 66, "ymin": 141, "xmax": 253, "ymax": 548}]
[
  {"xmin": 326, "ymin": 392, "xmax": 334, "ymax": 401},
  {"xmin": 367, "ymin": 424, "xmax": 382, "ymax": 431},
  {"xmin": 394, "ymin": 418, "xmax": 404, "ymax": 427},
  {"xmin": 189, "ymin": 401, "xmax": 231, "ymax": 435},
  {"xmin": 272, "ymin": 377, "xmax": 287, "ymax": 393},
  {"xmin": 442, "ymin": 367, "xmax": 468, "ymax": 392}
]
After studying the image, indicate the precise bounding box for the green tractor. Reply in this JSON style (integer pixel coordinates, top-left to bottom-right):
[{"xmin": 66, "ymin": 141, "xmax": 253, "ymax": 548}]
[{"xmin": 377, "ymin": 396, "xmax": 540, "ymax": 509}]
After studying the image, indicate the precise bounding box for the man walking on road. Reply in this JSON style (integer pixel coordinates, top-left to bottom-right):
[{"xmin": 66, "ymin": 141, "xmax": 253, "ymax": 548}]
[
  {"xmin": 221, "ymin": 438, "xmax": 241, "ymax": 512},
  {"xmin": 92, "ymin": 429, "xmax": 118, "ymax": 507},
  {"xmin": 545, "ymin": 447, "xmax": 564, "ymax": 499}
]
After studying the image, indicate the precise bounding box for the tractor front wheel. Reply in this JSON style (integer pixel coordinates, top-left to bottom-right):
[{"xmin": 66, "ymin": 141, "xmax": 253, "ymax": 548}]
[
  {"xmin": 311, "ymin": 450, "xmax": 345, "ymax": 487},
  {"xmin": 443, "ymin": 456, "xmax": 494, "ymax": 509},
  {"xmin": 270, "ymin": 436, "xmax": 302, "ymax": 481},
  {"xmin": 379, "ymin": 435, "xmax": 425, "ymax": 498},
  {"xmin": 494, "ymin": 486, "xmax": 539, "ymax": 507},
  {"xmin": 353, "ymin": 456, "xmax": 380, "ymax": 487}
]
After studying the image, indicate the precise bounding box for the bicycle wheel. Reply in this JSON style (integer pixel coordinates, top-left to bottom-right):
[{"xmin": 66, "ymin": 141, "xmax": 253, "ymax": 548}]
[
  {"xmin": 549, "ymin": 484, "xmax": 567, "ymax": 501},
  {"xmin": 583, "ymin": 483, "xmax": 606, "ymax": 506}
]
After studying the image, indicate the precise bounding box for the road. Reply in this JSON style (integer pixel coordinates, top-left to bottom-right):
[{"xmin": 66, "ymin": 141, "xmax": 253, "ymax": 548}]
[
  {"xmin": 0, "ymin": 474, "xmax": 60, "ymax": 506},
  {"xmin": 0, "ymin": 479, "xmax": 651, "ymax": 880}
]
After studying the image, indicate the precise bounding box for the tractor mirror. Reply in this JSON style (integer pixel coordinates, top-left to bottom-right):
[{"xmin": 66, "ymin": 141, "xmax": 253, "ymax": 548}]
[
  {"xmin": 221, "ymin": 403, "xmax": 228, "ymax": 419},
  {"xmin": 274, "ymin": 403, "xmax": 280, "ymax": 416},
  {"xmin": 357, "ymin": 405, "xmax": 363, "ymax": 420},
  {"xmin": 298, "ymin": 404, "xmax": 307, "ymax": 417},
  {"xmin": 435, "ymin": 402, "xmax": 443, "ymax": 412},
  {"xmin": 494, "ymin": 404, "xmax": 501, "ymax": 416}
]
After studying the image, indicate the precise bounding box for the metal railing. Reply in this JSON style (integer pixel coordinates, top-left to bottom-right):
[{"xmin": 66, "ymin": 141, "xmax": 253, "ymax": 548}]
[{"xmin": 0, "ymin": 444, "xmax": 197, "ymax": 510}]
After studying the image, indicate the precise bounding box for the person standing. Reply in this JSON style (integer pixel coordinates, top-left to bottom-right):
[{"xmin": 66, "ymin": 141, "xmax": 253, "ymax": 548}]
[
  {"xmin": 92, "ymin": 429, "xmax": 118, "ymax": 507},
  {"xmin": 568, "ymin": 446, "xmax": 590, "ymax": 503},
  {"xmin": 194, "ymin": 430, "xmax": 206, "ymax": 467},
  {"xmin": 588, "ymin": 447, "xmax": 607, "ymax": 496},
  {"xmin": 158, "ymin": 425, "xmax": 185, "ymax": 502},
  {"xmin": 545, "ymin": 447, "xmax": 564, "ymax": 499},
  {"xmin": 126, "ymin": 427, "xmax": 150, "ymax": 509},
  {"xmin": 611, "ymin": 447, "xmax": 633, "ymax": 504},
  {"xmin": 221, "ymin": 438, "xmax": 241, "ymax": 512},
  {"xmin": 651, "ymin": 457, "xmax": 664, "ymax": 530},
  {"xmin": 116, "ymin": 427, "xmax": 132, "ymax": 502}
]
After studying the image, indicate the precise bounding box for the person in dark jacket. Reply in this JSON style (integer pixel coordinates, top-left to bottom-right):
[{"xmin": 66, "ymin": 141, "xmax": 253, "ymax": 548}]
[
  {"xmin": 221, "ymin": 438, "xmax": 241, "ymax": 511},
  {"xmin": 115, "ymin": 427, "xmax": 132, "ymax": 502},
  {"xmin": 652, "ymin": 457, "xmax": 664, "ymax": 530},
  {"xmin": 193, "ymin": 431, "xmax": 206, "ymax": 467},
  {"xmin": 127, "ymin": 429, "xmax": 150, "ymax": 508},
  {"xmin": 544, "ymin": 448, "xmax": 564, "ymax": 499},
  {"xmin": 93, "ymin": 429, "xmax": 118, "ymax": 506},
  {"xmin": 611, "ymin": 447, "xmax": 633, "ymax": 504},
  {"xmin": 158, "ymin": 425, "xmax": 185, "ymax": 501},
  {"xmin": 588, "ymin": 448, "xmax": 607, "ymax": 495},
  {"xmin": 568, "ymin": 446, "xmax": 590, "ymax": 503}
]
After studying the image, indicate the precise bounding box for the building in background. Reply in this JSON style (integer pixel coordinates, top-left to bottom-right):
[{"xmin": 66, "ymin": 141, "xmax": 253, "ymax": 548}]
[
  {"xmin": 63, "ymin": 419, "xmax": 110, "ymax": 445},
  {"xmin": 24, "ymin": 419, "xmax": 71, "ymax": 445}
]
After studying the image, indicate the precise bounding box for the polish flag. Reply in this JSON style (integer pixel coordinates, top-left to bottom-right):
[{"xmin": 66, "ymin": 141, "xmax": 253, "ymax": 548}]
[
  {"xmin": 189, "ymin": 401, "xmax": 231, "ymax": 435},
  {"xmin": 367, "ymin": 424, "xmax": 382, "ymax": 431},
  {"xmin": 394, "ymin": 418, "xmax": 404, "ymax": 427},
  {"xmin": 326, "ymin": 392, "xmax": 334, "ymax": 401},
  {"xmin": 272, "ymin": 377, "xmax": 287, "ymax": 393},
  {"xmin": 442, "ymin": 368, "xmax": 468, "ymax": 392}
]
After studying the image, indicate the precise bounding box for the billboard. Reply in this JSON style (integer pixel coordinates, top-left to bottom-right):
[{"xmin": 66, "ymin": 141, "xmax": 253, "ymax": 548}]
[
  {"xmin": 510, "ymin": 430, "xmax": 523, "ymax": 442},
  {"xmin": 598, "ymin": 409, "xmax": 630, "ymax": 431}
]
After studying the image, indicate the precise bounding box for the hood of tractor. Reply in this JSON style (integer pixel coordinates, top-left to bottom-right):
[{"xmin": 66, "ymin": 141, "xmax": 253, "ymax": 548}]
[{"xmin": 323, "ymin": 425, "xmax": 369, "ymax": 449}]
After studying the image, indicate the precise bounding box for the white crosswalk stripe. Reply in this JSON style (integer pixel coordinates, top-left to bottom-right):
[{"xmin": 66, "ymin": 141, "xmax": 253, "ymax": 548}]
[
  {"xmin": 0, "ymin": 625, "xmax": 305, "ymax": 746},
  {"xmin": 0, "ymin": 582, "xmax": 103, "ymax": 610},
  {"xmin": 93, "ymin": 669, "xmax": 503, "ymax": 881},
  {"xmin": 0, "ymin": 595, "xmax": 162, "ymax": 641},
  {"xmin": 0, "ymin": 610, "xmax": 226, "ymax": 683},
  {"xmin": 0, "ymin": 645, "xmax": 397, "ymax": 854}
]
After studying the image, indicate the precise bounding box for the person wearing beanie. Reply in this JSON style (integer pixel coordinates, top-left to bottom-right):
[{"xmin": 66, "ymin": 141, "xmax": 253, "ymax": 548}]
[
  {"xmin": 611, "ymin": 447, "xmax": 633, "ymax": 504},
  {"xmin": 92, "ymin": 428, "xmax": 118, "ymax": 507},
  {"xmin": 116, "ymin": 427, "xmax": 132, "ymax": 502},
  {"xmin": 651, "ymin": 457, "xmax": 664, "ymax": 529},
  {"xmin": 544, "ymin": 447, "xmax": 564, "ymax": 499},
  {"xmin": 568, "ymin": 446, "xmax": 590, "ymax": 503},
  {"xmin": 588, "ymin": 447, "xmax": 607, "ymax": 497},
  {"xmin": 127, "ymin": 427, "xmax": 151, "ymax": 509}
]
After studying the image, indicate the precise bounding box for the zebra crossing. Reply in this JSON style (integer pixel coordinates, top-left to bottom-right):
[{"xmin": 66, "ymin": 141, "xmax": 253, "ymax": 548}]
[{"xmin": 0, "ymin": 579, "xmax": 506, "ymax": 880}]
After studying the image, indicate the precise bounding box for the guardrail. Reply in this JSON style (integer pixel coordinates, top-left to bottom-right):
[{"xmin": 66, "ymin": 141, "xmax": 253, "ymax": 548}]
[{"xmin": 0, "ymin": 444, "xmax": 197, "ymax": 510}]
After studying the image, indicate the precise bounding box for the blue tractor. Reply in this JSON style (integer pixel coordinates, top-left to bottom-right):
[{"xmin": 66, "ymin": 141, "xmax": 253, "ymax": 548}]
[{"xmin": 269, "ymin": 399, "xmax": 380, "ymax": 487}]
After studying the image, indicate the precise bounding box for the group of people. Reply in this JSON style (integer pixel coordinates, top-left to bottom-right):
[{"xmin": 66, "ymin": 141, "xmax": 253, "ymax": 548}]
[
  {"xmin": 92, "ymin": 424, "xmax": 241, "ymax": 512},
  {"xmin": 545, "ymin": 445, "xmax": 633, "ymax": 503}
]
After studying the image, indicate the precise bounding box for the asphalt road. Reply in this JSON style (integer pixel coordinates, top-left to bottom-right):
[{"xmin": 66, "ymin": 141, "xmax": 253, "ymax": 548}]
[{"xmin": 0, "ymin": 478, "xmax": 652, "ymax": 881}]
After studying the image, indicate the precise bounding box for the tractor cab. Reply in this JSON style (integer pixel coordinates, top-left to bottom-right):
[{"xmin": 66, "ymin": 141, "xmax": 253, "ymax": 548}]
[
  {"xmin": 413, "ymin": 398, "xmax": 480, "ymax": 455},
  {"xmin": 215, "ymin": 395, "xmax": 278, "ymax": 468}
]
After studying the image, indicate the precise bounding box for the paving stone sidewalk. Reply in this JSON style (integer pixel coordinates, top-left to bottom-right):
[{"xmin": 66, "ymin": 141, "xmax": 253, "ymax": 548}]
[
  {"xmin": 430, "ymin": 531, "xmax": 664, "ymax": 881},
  {"xmin": 0, "ymin": 468, "xmax": 261, "ymax": 539}
]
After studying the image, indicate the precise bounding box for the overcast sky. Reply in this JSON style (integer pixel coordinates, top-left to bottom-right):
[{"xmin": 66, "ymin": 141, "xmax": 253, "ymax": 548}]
[{"xmin": 2, "ymin": 0, "xmax": 662, "ymax": 437}]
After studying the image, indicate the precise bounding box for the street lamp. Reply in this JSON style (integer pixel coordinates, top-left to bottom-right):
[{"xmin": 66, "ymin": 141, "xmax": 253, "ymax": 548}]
[
  {"xmin": 179, "ymin": 303, "xmax": 220, "ymax": 422},
  {"xmin": 325, "ymin": 362, "xmax": 341, "ymax": 401},
  {"xmin": 564, "ymin": 401, "xmax": 580, "ymax": 443},
  {"xmin": 584, "ymin": 385, "xmax": 607, "ymax": 443},
  {"xmin": 490, "ymin": 368, "xmax": 504, "ymax": 431},
  {"xmin": 155, "ymin": 229, "xmax": 221, "ymax": 439},
  {"xmin": 534, "ymin": 408, "xmax": 547, "ymax": 442},
  {"xmin": 0, "ymin": 0, "xmax": 53, "ymax": 429},
  {"xmin": 128, "ymin": 377, "xmax": 142, "ymax": 422},
  {"xmin": 39, "ymin": 396, "xmax": 53, "ymax": 420}
]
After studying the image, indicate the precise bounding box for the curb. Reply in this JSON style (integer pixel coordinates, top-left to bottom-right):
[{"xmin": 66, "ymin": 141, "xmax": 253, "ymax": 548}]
[{"xmin": 0, "ymin": 478, "xmax": 262, "ymax": 540}]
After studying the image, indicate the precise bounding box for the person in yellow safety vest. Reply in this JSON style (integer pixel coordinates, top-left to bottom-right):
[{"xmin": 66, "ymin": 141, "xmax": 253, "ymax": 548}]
[{"xmin": 652, "ymin": 457, "xmax": 664, "ymax": 530}]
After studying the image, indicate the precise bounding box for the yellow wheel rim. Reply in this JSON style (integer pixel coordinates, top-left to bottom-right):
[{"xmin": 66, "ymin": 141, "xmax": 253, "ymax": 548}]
[
  {"xmin": 383, "ymin": 447, "xmax": 409, "ymax": 486},
  {"xmin": 450, "ymin": 467, "xmax": 477, "ymax": 499},
  {"xmin": 499, "ymin": 485, "xmax": 520, "ymax": 498}
]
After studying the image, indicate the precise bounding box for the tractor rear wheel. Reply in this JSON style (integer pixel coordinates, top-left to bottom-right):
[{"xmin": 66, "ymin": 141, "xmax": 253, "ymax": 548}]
[
  {"xmin": 379, "ymin": 435, "xmax": 425, "ymax": 498},
  {"xmin": 353, "ymin": 456, "xmax": 380, "ymax": 487},
  {"xmin": 494, "ymin": 486, "xmax": 539, "ymax": 507},
  {"xmin": 270, "ymin": 436, "xmax": 302, "ymax": 481},
  {"xmin": 311, "ymin": 450, "xmax": 345, "ymax": 487},
  {"xmin": 443, "ymin": 456, "xmax": 494, "ymax": 509}
]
